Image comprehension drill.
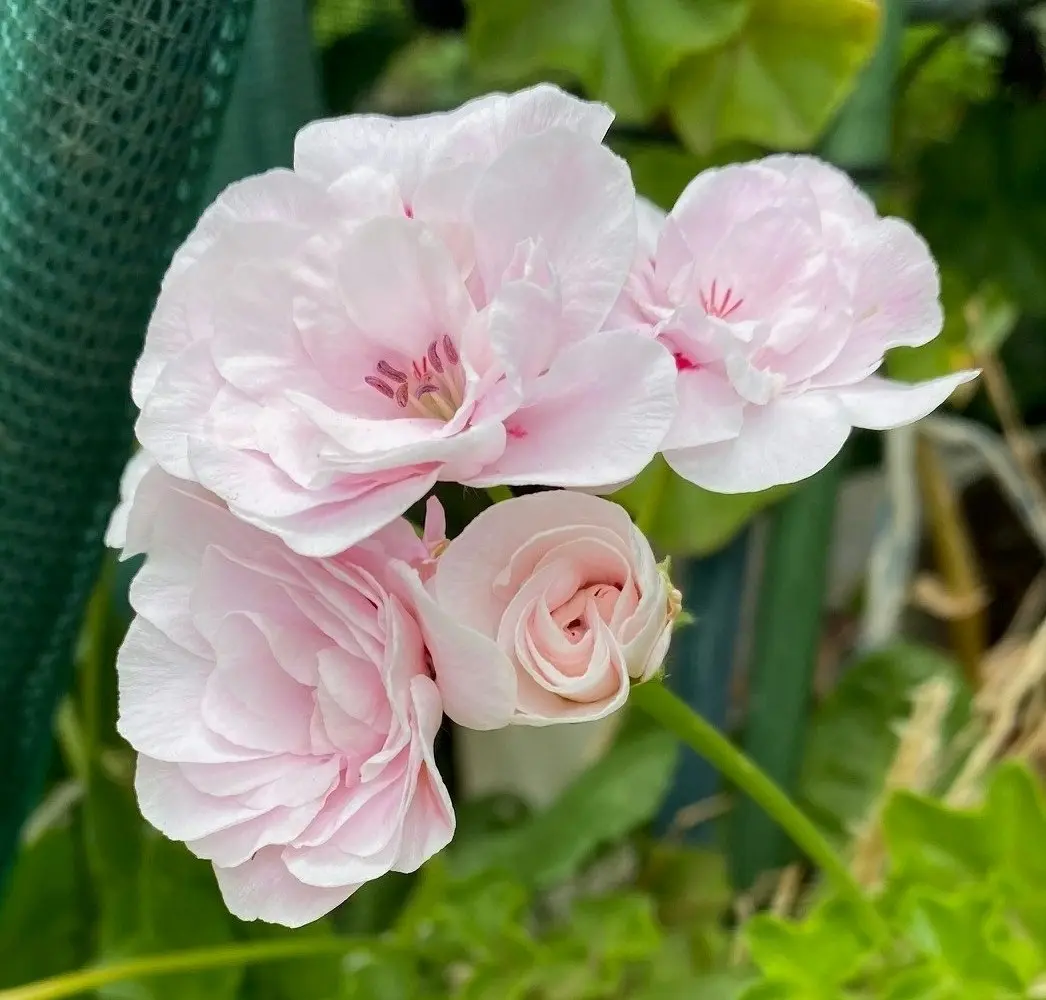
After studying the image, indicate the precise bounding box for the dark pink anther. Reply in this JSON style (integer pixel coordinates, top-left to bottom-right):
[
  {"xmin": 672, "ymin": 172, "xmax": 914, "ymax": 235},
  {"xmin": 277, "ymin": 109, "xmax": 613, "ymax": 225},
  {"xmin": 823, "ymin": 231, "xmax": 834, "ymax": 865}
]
[
  {"xmin": 365, "ymin": 376, "xmax": 395, "ymax": 399},
  {"xmin": 506, "ymin": 424, "xmax": 528, "ymax": 440},
  {"xmin": 427, "ymin": 339, "xmax": 444, "ymax": 374},
  {"xmin": 376, "ymin": 360, "xmax": 407, "ymax": 383},
  {"xmin": 442, "ymin": 335, "xmax": 459, "ymax": 365},
  {"xmin": 415, "ymin": 383, "xmax": 439, "ymax": 399},
  {"xmin": 673, "ymin": 352, "xmax": 700, "ymax": 372},
  {"xmin": 395, "ymin": 383, "xmax": 409, "ymax": 408}
]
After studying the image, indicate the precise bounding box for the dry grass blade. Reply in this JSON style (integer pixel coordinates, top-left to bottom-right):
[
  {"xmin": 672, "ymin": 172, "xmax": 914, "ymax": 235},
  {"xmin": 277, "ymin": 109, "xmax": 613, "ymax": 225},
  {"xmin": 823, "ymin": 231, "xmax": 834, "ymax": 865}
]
[
  {"xmin": 948, "ymin": 618, "xmax": 1046, "ymax": 805},
  {"xmin": 916, "ymin": 435, "xmax": 989, "ymax": 682},
  {"xmin": 849, "ymin": 677, "xmax": 953, "ymax": 888}
]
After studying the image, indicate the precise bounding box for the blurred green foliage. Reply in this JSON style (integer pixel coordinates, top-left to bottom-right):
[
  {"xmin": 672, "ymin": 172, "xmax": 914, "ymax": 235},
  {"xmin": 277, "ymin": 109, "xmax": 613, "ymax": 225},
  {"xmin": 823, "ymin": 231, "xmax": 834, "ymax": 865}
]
[
  {"xmin": 466, "ymin": 0, "xmax": 879, "ymax": 151},
  {"xmin": 744, "ymin": 762, "xmax": 1046, "ymax": 1000},
  {"xmin": 8, "ymin": 685, "xmax": 1046, "ymax": 997},
  {"xmin": 799, "ymin": 642, "xmax": 971, "ymax": 846}
]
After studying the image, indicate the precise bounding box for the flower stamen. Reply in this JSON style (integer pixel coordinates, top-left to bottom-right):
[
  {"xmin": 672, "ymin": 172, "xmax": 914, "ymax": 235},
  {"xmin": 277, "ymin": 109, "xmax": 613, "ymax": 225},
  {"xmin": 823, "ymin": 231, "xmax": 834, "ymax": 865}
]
[
  {"xmin": 700, "ymin": 278, "xmax": 744, "ymax": 320},
  {"xmin": 366, "ymin": 336, "xmax": 465, "ymax": 420}
]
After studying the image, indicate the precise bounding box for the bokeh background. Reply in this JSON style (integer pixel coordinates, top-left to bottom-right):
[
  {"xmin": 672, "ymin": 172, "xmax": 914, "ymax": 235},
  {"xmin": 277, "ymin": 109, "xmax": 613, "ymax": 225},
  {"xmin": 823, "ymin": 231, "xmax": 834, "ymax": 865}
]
[{"xmin": 2, "ymin": 0, "xmax": 1046, "ymax": 996}]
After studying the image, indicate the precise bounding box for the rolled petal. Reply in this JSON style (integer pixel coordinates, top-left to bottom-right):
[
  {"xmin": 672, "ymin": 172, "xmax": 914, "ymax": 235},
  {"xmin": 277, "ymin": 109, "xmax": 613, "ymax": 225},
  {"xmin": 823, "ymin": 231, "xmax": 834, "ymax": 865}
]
[
  {"xmin": 832, "ymin": 371, "xmax": 977, "ymax": 430},
  {"xmin": 393, "ymin": 563, "xmax": 517, "ymax": 730}
]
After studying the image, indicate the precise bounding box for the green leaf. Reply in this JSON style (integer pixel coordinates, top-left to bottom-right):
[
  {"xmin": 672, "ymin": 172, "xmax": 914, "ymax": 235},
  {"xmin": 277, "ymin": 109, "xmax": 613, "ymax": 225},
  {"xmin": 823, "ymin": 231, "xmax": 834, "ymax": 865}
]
[
  {"xmin": 668, "ymin": 0, "xmax": 880, "ymax": 153},
  {"xmin": 396, "ymin": 862, "xmax": 532, "ymax": 965},
  {"xmin": 240, "ymin": 919, "xmax": 348, "ymax": 1000},
  {"xmin": 84, "ymin": 770, "xmax": 144, "ymax": 950},
  {"xmin": 452, "ymin": 729, "xmax": 678, "ymax": 887},
  {"xmin": 733, "ymin": 461, "xmax": 842, "ymax": 888},
  {"xmin": 614, "ymin": 456, "xmax": 790, "ymax": 556},
  {"xmin": 882, "ymin": 793, "xmax": 991, "ymax": 887},
  {"xmin": 798, "ymin": 643, "xmax": 970, "ymax": 846},
  {"xmin": 313, "ymin": 0, "xmax": 406, "ymax": 49},
  {"xmin": 569, "ymin": 892, "xmax": 663, "ymax": 964},
  {"xmin": 466, "ymin": 0, "xmax": 748, "ymax": 122},
  {"xmin": 984, "ymin": 762, "xmax": 1046, "ymax": 943},
  {"xmin": 893, "ymin": 24, "xmax": 998, "ymax": 170},
  {"xmin": 341, "ymin": 946, "xmax": 424, "ymax": 1000},
  {"xmin": 905, "ymin": 891, "xmax": 1025, "ymax": 991},
  {"xmin": 915, "ymin": 100, "xmax": 1046, "ymax": 316},
  {"xmin": 96, "ymin": 832, "xmax": 241, "ymax": 1000},
  {"xmin": 746, "ymin": 898, "xmax": 872, "ymax": 991},
  {"xmin": 0, "ymin": 825, "xmax": 90, "ymax": 988}
]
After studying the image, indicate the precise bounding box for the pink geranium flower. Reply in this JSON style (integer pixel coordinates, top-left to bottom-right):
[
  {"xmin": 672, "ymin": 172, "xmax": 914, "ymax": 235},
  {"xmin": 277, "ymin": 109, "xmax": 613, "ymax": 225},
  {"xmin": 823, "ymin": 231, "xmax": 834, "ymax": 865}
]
[
  {"xmin": 133, "ymin": 85, "xmax": 676, "ymax": 556},
  {"xmin": 612, "ymin": 155, "xmax": 977, "ymax": 493},
  {"xmin": 107, "ymin": 459, "xmax": 453, "ymax": 927}
]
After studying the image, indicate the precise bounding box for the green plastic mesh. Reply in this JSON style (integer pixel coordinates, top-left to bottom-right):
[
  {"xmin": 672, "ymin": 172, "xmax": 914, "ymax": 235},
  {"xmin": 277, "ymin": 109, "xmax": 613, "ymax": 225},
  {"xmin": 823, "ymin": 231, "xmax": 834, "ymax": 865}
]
[{"xmin": 0, "ymin": 0, "xmax": 256, "ymax": 880}]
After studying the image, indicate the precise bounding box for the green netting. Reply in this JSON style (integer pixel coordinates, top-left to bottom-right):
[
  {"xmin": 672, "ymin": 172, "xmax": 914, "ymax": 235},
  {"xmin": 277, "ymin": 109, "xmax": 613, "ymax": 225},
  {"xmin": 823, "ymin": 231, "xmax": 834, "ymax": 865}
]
[{"xmin": 0, "ymin": 0, "xmax": 256, "ymax": 881}]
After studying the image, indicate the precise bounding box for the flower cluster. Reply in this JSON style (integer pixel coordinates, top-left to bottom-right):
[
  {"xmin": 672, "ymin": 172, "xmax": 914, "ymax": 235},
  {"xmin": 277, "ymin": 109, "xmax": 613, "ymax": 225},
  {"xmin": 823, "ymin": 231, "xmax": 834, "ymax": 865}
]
[{"xmin": 109, "ymin": 85, "xmax": 971, "ymax": 927}]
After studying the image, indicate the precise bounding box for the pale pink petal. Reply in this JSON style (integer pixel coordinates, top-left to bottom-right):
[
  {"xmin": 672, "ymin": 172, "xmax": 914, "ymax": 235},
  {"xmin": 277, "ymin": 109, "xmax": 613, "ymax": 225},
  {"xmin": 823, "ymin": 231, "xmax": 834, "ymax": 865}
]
[
  {"xmin": 186, "ymin": 805, "xmax": 322, "ymax": 868},
  {"xmin": 433, "ymin": 490, "xmax": 633, "ymax": 636},
  {"xmin": 106, "ymin": 450, "xmax": 158, "ymax": 551},
  {"xmin": 214, "ymin": 848, "xmax": 357, "ymax": 928},
  {"xmin": 471, "ymin": 130, "xmax": 635, "ymax": 334},
  {"xmin": 851, "ymin": 217, "xmax": 943, "ymax": 350},
  {"xmin": 242, "ymin": 470, "xmax": 440, "ymax": 558},
  {"xmin": 294, "ymin": 113, "xmax": 433, "ymax": 192},
  {"xmin": 334, "ymin": 216, "xmax": 475, "ymax": 361},
  {"xmin": 132, "ymin": 170, "xmax": 330, "ymax": 405},
  {"xmin": 136, "ymin": 342, "xmax": 223, "ymax": 479},
  {"xmin": 393, "ymin": 677, "xmax": 455, "ymax": 871},
  {"xmin": 832, "ymin": 371, "xmax": 977, "ymax": 430},
  {"xmin": 443, "ymin": 83, "xmax": 613, "ymax": 161},
  {"xmin": 327, "ymin": 167, "xmax": 405, "ymax": 220},
  {"xmin": 662, "ymin": 367, "xmax": 745, "ymax": 449},
  {"xmin": 636, "ymin": 196, "xmax": 666, "ymax": 258},
  {"xmin": 393, "ymin": 563, "xmax": 517, "ymax": 730},
  {"xmin": 761, "ymin": 154, "xmax": 876, "ymax": 226},
  {"xmin": 202, "ymin": 617, "xmax": 315, "ymax": 754},
  {"xmin": 422, "ymin": 496, "xmax": 446, "ymax": 551},
  {"xmin": 117, "ymin": 620, "xmax": 259, "ymax": 764},
  {"xmin": 665, "ymin": 393, "xmax": 852, "ymax": 493},
  {"xmin": 135, "ymin": 756, "xmax": 268, "ymax": 842},
  {"xmin": 513, "ymin": 655, "xmax": 630, "ymax": 726},
  {"xmin": 466, "ymin": 331, "xmax": 676, "ymax": 489}
]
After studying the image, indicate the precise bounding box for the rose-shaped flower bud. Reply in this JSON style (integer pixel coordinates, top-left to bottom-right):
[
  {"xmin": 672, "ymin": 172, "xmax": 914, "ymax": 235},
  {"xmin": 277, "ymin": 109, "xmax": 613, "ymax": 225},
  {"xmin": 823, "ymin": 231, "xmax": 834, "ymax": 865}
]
[
  {"xmin": 400, "ymin": 490, "xmax": 680, "ymax": 727},
  {"xmin": 611, "ymin": 155, "xmax": 978, "ymax": 494},
  {"xmin": 107, "ymin": 458, "xmax": 453, "ymax": 928}
]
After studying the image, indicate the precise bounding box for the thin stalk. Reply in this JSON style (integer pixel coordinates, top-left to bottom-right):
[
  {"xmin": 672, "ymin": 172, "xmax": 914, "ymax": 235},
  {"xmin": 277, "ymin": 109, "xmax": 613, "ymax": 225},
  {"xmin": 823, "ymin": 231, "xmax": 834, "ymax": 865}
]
[
  {"xmin": 632, "ymin": 681, "xmax": 889, "ymax": 941},
  {"xmin": 915, "ymin": 434, "xmax": 987, "ymax": 683},
  {"xmin": 0, "ymin": 937, "xmax": 364, "ymax": 1000}
]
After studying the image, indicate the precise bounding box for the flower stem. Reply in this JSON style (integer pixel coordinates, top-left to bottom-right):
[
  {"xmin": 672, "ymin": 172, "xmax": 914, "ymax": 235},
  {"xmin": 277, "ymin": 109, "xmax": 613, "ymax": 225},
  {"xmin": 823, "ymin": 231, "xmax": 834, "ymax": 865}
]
[
  {"xmin": 0, "ymin": 937, "xmax": 364, "ymax": 1000},
  {"xmin": 485, "ymin": 485, "xmax": 513, "ymax": 504},
  {"xmin": 631, "ymin": 681, "xmax": 889, "ymax": 940}
]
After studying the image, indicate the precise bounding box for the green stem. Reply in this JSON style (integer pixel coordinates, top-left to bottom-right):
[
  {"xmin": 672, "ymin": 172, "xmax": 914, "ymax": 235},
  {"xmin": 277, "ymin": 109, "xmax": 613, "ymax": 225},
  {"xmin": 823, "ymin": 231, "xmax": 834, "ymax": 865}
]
[
  {"xmin": 631, "ymin": 682, "xmax": 889, "ymax": 940},
  {"xmin": 0, "ymin": 937, "xmax": 365, "ymax": 1000},
  {"xmin": 485, "ymin": 485, "xmax": 514, "ymax": 504}
]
